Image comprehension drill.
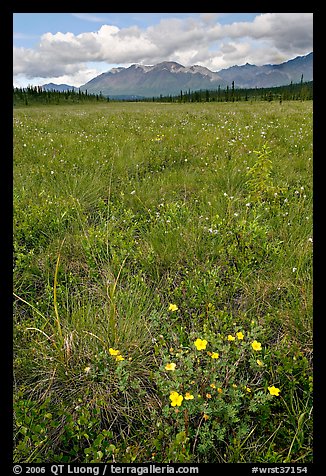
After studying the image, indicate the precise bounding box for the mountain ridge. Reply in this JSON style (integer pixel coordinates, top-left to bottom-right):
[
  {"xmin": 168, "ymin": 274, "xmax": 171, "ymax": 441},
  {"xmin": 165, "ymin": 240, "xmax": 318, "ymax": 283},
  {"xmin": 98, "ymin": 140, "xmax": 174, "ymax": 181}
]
[
  {"xmin": 41, "ymin": 83, "xmax": 77, "ymax": 92},
  {"xmin": 43, "ymin": 52, "xmax": 313, "ymax": 98}
]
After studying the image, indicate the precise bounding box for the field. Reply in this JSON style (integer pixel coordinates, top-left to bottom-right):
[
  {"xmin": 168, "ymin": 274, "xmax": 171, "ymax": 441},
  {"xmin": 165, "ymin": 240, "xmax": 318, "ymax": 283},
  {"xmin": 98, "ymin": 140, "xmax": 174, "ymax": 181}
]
[{"xmin": 13, "ymin": 100, "xmax": 313, "ymax": 463}]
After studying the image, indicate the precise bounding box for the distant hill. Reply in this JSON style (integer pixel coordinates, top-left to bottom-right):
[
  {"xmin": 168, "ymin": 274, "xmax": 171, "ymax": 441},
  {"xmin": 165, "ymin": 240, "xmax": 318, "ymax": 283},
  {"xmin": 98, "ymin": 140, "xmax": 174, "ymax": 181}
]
[
  {"xmin": 41, "ymin": 83, "xmax": 77, "ymax": 92},
  {"xmin": 78, "ymin": 52, "xmax": 312, "ymax": 98}
]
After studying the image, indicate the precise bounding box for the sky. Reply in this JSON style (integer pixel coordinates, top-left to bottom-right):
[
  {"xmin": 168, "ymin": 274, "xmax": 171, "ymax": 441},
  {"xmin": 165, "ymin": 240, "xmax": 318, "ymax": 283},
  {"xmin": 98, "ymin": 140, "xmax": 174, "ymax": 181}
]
[{"xmin": 13, "ymin": 13, "xmax": 313, "ymax": 88}]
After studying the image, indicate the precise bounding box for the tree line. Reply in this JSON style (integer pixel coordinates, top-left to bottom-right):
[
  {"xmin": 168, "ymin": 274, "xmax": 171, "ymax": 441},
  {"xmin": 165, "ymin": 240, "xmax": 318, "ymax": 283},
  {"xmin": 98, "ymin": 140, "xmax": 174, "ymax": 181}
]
[
  {"xmin": 13, "ymin": 79, "xmax": 313, "ymax": 106},
  {"xmin": 13, "ymin": 86, "xmax": 108, "ymax": 106},
  {"xmin": 145, "ymin": 79, "xmax": 313, "ymax": 103}
]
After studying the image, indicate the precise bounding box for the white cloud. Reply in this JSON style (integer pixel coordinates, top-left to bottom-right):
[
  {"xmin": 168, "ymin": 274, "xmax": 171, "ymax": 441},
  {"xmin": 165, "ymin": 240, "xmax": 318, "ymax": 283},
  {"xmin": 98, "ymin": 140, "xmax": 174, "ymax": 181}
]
[
  {"xmin": 224, "ymin": 13, "xmax": 313, "ymax": 53},
  {"xmin": 13, "ymin": 13, "xmax": 313, "ymax": 85},
  {"xmin": 13, "ymin": 65, "xmax": 111, "ymax": 88},
  {"xmin": 98, "ymin": 25, "xmax": 159, "ymax": 63},
  {"xmin": 13, "ymin": 46, "xmax": 85, "ymax": 77}
]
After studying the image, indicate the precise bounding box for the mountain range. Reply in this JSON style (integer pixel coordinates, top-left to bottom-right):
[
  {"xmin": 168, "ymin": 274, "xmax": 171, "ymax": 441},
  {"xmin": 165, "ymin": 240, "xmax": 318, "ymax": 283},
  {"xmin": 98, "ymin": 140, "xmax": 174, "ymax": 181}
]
[{"xmin": 42, "ymin": 52, "xmax": 313, "ymax": 98}]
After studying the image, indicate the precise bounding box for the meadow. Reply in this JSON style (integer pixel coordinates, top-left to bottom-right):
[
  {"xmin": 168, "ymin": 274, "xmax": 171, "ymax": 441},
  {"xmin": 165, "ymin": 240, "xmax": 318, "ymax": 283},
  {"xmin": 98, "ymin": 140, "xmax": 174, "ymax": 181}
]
[{"xmin": 13, "ymin": 100, "xmax": 313, "ymax": 463}]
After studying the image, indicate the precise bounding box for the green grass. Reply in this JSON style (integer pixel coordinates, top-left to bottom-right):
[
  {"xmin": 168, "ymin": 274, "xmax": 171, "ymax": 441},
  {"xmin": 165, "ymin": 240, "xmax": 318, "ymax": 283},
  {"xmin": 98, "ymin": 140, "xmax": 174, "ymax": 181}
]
[{"xmin": 13, "ymin": 100, "xmax": 313, "ymax": 463}]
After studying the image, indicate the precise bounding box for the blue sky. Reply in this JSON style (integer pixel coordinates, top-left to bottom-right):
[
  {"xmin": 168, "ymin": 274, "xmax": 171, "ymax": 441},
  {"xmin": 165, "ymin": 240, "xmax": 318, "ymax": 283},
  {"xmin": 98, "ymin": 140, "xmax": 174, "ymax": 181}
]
[{"xmin": 13, "ymin": 13, "xmax": 313, "ymax": 87}]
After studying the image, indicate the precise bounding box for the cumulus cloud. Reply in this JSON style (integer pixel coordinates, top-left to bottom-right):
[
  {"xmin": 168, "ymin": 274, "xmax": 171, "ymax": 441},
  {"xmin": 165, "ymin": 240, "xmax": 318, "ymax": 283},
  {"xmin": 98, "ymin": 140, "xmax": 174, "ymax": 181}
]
[
  {"xmin": 13, "ymin": 13, "xmax": 313, "ymax": 85},
  {"xmin": 13, "ymin": 46, "xmax": 85, "ymax": 77},
  {"xmin": 223, "ymin": 13, "xmax": 313, "ymax": 52}
]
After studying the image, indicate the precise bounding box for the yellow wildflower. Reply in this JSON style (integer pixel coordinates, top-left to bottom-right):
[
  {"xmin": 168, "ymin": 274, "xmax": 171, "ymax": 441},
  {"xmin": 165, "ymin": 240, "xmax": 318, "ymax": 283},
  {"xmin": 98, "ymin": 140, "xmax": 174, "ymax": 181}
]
[
  {"xmin": 169, "ymin": 391, "xmax": 183, "ymax": 407},
  {"xmin": 251, "ymin": 340, "xmax": 262, "ymax": 351},
  {"xmin": 245, "ymin": 386, "xmax": 251, "ymax": 393},
  {"xmin": 210, "ymin": 383, "xmax": 216, "ymax": 389},
  {"xmin": 115, "ymin": 355, "xmax": 124, "ymax": 361},
  {"xmin": 268, "ymin": 386, "xmax": 281, "ymax": 396},
  {"xmin": 168, "ymin": 303, "xmax": 178, "ymax": 312},
  {"xmin": 227, "ymin": 335, "xmax": 235, "ymax": 341},
  {"xmin": 236, "ymin": 331, "xmax": 244, "ymax": 340},
  {"xmin": 84, "ymin": 366, "xmax": 91, "ymax": 374},
  {"xmin": 211, "ymin": 352, "xmax": 219, "ymax": 359},
  {"xmin": 217, "ymin": 387, "xmax": 223, "ymax": 394},
  {"xmin": 109, "ymin": 348, "xmax": 120, "ymax": 356},
  {"xmin": 203, "ymin": 414, "xmax": 209, "ymax": 421},
  {"xmin": 206, "ymin": 393, "xmax": 212, "ymax": 399},
  {"xmin": 165, "ymin": 362, "xmax": 176, "ymax": 371},
  {"xmin": 194, "ymin": 338, "xmax": 208, "ymax": 350},
  {"xmin": 184, "ymin": 392, "xmax": 194, "ymax": 400},
  {"xmin": 257, "ymin": 359, "xmax": 263, "ymax": 366}
]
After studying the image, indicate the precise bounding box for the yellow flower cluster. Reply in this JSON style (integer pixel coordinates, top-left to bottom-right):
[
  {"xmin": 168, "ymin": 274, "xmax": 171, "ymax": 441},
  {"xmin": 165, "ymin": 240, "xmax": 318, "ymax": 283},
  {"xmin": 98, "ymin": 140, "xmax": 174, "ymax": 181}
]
[
  {"xmin": 195, "ymin": 338, "xmax": 221, "ymax": 360},
  {"xmin": 109, "ymin": 347, "xmax": 125, "ymax": 362},
  {"xmin": 228, "ymin": 331, "xmax": 244, "ymax": 341},
  {"xmin": 169, "ymin": 390, "xmax": 195, "ymax": 406},
  {"xmin": 163, "ymin": 326, "xmax": 280, "ymax": 407},
  {"xmin": 152, "ymin": 133, "xmax": 165, "ymax": 142},
  {"xmin": 225, "ymin": 333, "xmax": 263, "ymax": 353}
]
